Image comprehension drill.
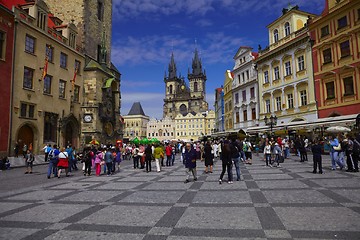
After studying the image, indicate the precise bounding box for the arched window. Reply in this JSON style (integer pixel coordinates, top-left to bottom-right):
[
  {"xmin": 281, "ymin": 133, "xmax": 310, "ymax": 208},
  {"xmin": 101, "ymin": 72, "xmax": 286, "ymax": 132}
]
[
  {"xmin": 169, "ymin": 85, "xmax": 173, "ymax": 94},
  {"xmin": 274, "ymin": 29, "xmax": 279, "ymax": 43},
  {"xmin": 194, "ymin": 82, "xmax": 198, "ymax": 92},
  {"xmin": 284, "ymin": 22, "xmax": 290, "ymax": 36}
]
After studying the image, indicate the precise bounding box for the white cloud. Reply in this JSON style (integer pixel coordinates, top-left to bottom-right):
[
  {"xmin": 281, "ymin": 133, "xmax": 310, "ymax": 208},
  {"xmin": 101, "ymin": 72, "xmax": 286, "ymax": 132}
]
[
  {"xmin": 121, "ymin": 92, "xmax": 164, "ymax": 118},
  {"xmin": 196, "ymin": 19, "xmax": 213, "ymax": 27}
]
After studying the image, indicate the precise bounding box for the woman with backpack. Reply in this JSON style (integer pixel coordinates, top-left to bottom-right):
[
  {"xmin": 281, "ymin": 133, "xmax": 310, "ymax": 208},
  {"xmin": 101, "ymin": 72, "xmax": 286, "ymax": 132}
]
[{"xmin": 219, "ymin": 140, "xmax": 233, "ymax": 184}]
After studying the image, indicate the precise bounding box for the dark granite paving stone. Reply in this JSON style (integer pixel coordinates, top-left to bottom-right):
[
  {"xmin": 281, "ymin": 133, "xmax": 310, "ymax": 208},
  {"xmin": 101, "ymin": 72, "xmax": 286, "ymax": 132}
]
[
  {"xmin": 245, "ymin": 181, "xmax": 259, "ymax": 189},
  {"xmin": 289, "ymin": 230, "xmax": 360, "ymax": 240},
  {"xmin": 242, "ymin": 174, "xmax": 253, "ymax": 180},
  {"xmin": 170, "ymin": 228, "xmax": 265, "ymax": 238},
  {"xmin": 155, "ymin": 207, "xmax": 186, "ymax": 227},
  {"xmin": 255, "ymin": 207, "xmax": 286, "ymax": 230},
  {"xmin": 270, "ymin": 202, "xmax": 342, "ymax": 207},
  {"xmin": 52, "ymin": 200, "xmax": 95, "ymax": 205},
  {"xmin": 49, "ymin": 190, "xmax": 80, "ymax": 201},
  {"xmin": 280, "ymin": 169, "xmax": 291, "ymax": 173},
  {"xmin": 190, "ymin": 203, "xmax": 254, "ymax": 207},
  {"xmin": 106, "ymin": 191, "xmax": 136, "ymax": 202},
  {"xmin": 21, "ymin": 229, "xmax": 58, "ymax": 240},
  {"xmin": 249, "ymin": 191, "xmax": 268, "ymax": 203},
  {"xmin": 349, "ymin": 207, "xmax": 360, "ymax": 215},
  {"xmin": 318, "ymin": 189, "xmax": 355, "ymax": 203},
  {"xmin": 0, "ymin": 220, "xmax": 51, "ymax": 229},
  {"xmin": 143, "ymin": 235, "xmax": 168, "ymax": 240},
  {"xmin": 300, "ymin": 179, "xmax": 322, "ymax": 188},
  {"xmin": 133, "ymin": 182, "xmax": 154, "ymax": 190},
  {"xmin": 177, "ymin": 191, "xmax": 197, "ymax": 203},
  {"xmin": 65, "ymin": 223, "xmax": 151, "ymax": 234},
  {"xmin": 59, "ymin": 205, "xmax": 108, "ymax": 223},
  {"xmin": 114, "ymin": 202, "xmax": 173, "ymax": 207},
  {"xmin": 288, "ymin": 173, "xmax": 303, "ymax": 179},
  {"xmin": 189, "ymin": 181, "xmax": 203, "ymax": 190},
  {"xmin": 0, "ymin": 190, "xmax": 35, "ymax": 200}
]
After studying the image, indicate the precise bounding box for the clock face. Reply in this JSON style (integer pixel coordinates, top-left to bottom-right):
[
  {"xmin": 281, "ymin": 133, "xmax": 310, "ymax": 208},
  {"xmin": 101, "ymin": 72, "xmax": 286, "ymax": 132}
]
[
  {"xmin": 181, "ymin": 85, "xmax": 185, "ymax": 90},
  {"xmin": 84, "ymin": 115, "xmax": 92, "ymax": 123},
  {"xmin": 104, "ymin": 121, "xmax": 114, "ymax": 137}
]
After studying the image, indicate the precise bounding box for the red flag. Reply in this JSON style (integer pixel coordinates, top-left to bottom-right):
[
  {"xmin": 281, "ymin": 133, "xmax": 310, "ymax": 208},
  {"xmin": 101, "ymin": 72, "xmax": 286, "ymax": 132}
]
[
  {"xmin": 41, "ymin": 56, "xmax": 48, "ymax": 81},
  {"xmin": 71, "ymin": 66, "xmax": 78, "ymax": 90},
  {"xmin": 119, "ymin": 115, "xmax": 124, "ymax": 124}
]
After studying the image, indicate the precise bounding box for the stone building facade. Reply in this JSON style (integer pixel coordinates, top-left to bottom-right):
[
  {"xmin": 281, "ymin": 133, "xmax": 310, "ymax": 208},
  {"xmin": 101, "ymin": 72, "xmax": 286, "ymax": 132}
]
[
  {"xmin": 123, "ymin": 102, "xmax": 149, "ymax": 140},
  {"xmin": 147, "ymin": 117, "xmax": 175, "ymax": 141},
  {"xmin": 163, "ymin": 50, "xmax": 208, "ymax": 119},
  {"xmin": 223, "ymin": 70, "xmax": 234, "ymax": 131},
  {"xmin": 214, "ymin": 87, "xmax": 224, "ymax": 133},
  {"xmin": 6, "ymin": 0, "xmax": 85, "ymax": 154}
]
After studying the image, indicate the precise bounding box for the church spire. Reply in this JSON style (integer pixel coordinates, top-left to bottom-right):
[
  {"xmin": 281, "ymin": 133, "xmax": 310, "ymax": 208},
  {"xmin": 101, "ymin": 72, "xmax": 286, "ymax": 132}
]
[
  {"xmin": 168, "ymin": 52, "xmax": 177, "ymax": 79},
  {"xmin": 192, "ymin": 48, "xmax": 203, "ymax": 76}
]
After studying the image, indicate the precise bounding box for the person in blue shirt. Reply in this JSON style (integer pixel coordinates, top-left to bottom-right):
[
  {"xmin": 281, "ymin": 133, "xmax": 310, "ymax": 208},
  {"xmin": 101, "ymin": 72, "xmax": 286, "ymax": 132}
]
[
  {"xmin": 329, "ymin": 135, "xmax": 344, "ymax": 170},
  {"xmin": 104, "ymin": 148, "xmax": 114, "ymax": 176},
  {"xmin": 47, "ymin": 144, "xmax": 59, "ymax": 179}
]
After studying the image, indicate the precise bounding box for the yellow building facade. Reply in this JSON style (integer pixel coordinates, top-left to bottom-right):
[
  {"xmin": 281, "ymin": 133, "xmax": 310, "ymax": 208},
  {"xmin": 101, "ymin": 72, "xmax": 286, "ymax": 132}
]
[
  {"xmin": 174, "ymin": 110, "xmax": 215, "ymax": 141},
  {"xmin": 255, "ymin": 6, "xmax": 318, "ymax": 134},
  {"xmin": 223, "ymin": 70, "xmax": 234, "ymax": 131},
  {"xmin": 10, "ymin": 2, "xmax": 85, "ymax": 153},
  {"xmin": 147, "ymin": 117, "xmax": 175, "ymax": 141},
  {"xmin": 123, "ymin": 102, "xmax": 149, "ymax": 140}
]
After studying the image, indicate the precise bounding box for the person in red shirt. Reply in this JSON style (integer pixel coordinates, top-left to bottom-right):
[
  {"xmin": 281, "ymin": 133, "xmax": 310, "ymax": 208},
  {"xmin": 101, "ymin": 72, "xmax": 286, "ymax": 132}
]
[{"xmin": 165, "ymin": 143, "xmax": 172, "ymax": 167}]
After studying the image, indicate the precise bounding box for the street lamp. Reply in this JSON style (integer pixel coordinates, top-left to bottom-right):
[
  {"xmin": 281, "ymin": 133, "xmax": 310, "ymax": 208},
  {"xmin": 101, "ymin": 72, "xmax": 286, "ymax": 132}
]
[
  {"xmin": 57, "ymin": 118, "xmax": 63, "ymax": 147},
  {"xmin": 264, "ymin": 115, "xmax": 277, "ymax": 134}
]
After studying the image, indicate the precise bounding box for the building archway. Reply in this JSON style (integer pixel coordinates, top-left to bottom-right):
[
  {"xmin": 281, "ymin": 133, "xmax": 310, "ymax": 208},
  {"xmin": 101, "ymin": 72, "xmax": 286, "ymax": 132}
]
[
  {"xmin": 61, "ymin": 114, "xmax": 80, "ymax": 148},
  {"xmin": 17, "ymin": 124, "xmax": 34, "ymax": 155}
]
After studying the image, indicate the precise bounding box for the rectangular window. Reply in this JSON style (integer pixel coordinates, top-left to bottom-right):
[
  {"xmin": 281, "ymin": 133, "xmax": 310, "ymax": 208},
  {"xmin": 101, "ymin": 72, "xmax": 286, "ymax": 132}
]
[
  {"xmin": 287, "ymin": 93, "xmax": 294, "ymax": 109},
  {"xmin": 246, "ymin": 70, "xmax": 249, "ymax": 80},
  {"xmin": 25, "ymin": 35, "xmax": 35, "ymax": 54},
  {"xmin": 43, "ymin": 112, "xmax": 58, "ymax": 142},
  {"xmin": 60, "ymin": 52, "xmax": 67, "ymax": 68},
  {"xmin": 326, "ymin": 82, "xmax": 335, "ymax": 99},
  {"xmin": 340, "ymin": 40, "xmax": 350, "ymax": 58},
  {"xmin": 75, "ymin": 60, "xmax": 81, "ymax": 74},
  {"xmin": 23, "ymin": 67, "xmax": 34, "ymax": 89},
  {"xmin": 264, "ymin": 70, "xmax": 269, "ymax": 83},
  {"xmin": 43, "ymin": 75, "xmax": 52, "ymax": 94},
  {"xmin": 300, "ymin": 90, "xmax": 307, "ymax": 106},
  {"xmin": 298, "ymin": 55, "xmax": 305, "ymax": 71},
  {"xmin": 20, "ymin": 103, "xmax": 35, "ymax": 118},
  {"xmin": 97, "ymin": 1, "xmax": 104, "ymax": 21},
  {"xmin": 321, "ymin": 25, "xmax": 329, "ymax": 38},
  {"xmin": 237, "ymin": 74, "xmax": 240, "ymax": 84},
  {"xmin": 243, "ymin": 110, "xmax": 247, "ymax": 121},
  {"xmin": 0, "ymin": 31, "xmax": 5, "ymax": 60},
  {"xmin": 323, "ymin": 48, "xmax": 332, "ymax": 64},
  {"xmin": 59, "ymin": 80, "xmax": 66, "ymax": 98},
  {"xmin": 343, "ymin": 76, "xmax": 354, "ymax": 96},
  {"xmin": 274, "ymin": 66, "xmax": 279, "ymax": 80},
  {"xmin": 73, "ymin": 85, "xmax": 80, "ymax": 102},
  {"xmin": 235, "ymin": 93, "xmax": 239, "ymax": 104},
  {"xmin": 265, "ymin": 99, "xmax": 271, "ymax": 113},
  {"xmin": 358, "ymin": 9, "xmax": 360, "ymax": 20},
  {"xmin": 251, "ymin": 108, "xmax": 256, "ymax": 120},
  {"xmin": 285, "ymin": 61, "xmax": 292, "ymax": 76},
  {"xmin": 250, "ymin": 87, "xmax": 255, "ymax": 99},
  {"xmin": 235, "ymin": 112, "xmax": 240, "ymax": 123},
  {"xmin": 338, "ymin": 16, "xmax": 347, "ymax": 29},
  {"xmin": 242, "ymin": 90, "xmax": 246, "ymax": 101},
  {"xmin": 46, "ymin": 44, "xmax": 54, "ymax": 62},
  {"xmin": 242, "ymin": 72, "xmax": 245, "ymax": 82},
  {"xmin": 276, "ymin": 96, "xmax": 281, "ymax": 111}
]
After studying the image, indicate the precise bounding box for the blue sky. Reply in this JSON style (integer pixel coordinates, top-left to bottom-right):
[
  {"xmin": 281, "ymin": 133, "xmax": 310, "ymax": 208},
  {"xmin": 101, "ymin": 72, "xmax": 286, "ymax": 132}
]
[{"xmin": 111, "ymin": 0, "xmax": 324, "ymax": 119}]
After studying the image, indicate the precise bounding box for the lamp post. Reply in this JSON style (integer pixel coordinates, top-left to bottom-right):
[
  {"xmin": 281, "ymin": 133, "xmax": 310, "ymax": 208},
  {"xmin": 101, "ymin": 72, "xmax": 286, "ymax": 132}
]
[
  {"xmin": 264, "ymin": 115, "xmax": 277, "ymax": 135},
  {"xmin": 57, "ymin": 118, "xmax": 63, "ymax": 147}
]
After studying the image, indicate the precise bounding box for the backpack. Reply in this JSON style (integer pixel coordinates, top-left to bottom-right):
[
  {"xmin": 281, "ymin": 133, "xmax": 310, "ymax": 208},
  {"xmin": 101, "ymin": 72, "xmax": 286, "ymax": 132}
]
[
  {"xmin": 353, "ymin": 140, "xmax": 360, "ymax": 154},
  {"xmin": 230, "ymin": 143, "xmax": 239, "ymax": 158},
  {"xmin": 243, "ymin": 143, "xmax": 248, "ymax": 152},
  {"xmin": 48, "ymin": 149, "xmax": 55, "ymax": 160}
]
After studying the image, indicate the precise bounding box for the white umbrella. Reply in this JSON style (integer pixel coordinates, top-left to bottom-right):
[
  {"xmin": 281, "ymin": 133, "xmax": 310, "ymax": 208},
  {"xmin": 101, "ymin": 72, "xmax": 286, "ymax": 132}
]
[{"xmin": 325, "ymin": 126, "xmax": 351, "ymax": 133}]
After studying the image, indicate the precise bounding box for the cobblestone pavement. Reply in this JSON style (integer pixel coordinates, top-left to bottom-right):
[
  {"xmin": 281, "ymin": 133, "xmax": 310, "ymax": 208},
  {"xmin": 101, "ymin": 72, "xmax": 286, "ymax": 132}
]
[{"xmin": 0, "ymin": 154, "xmax": 359, "ymax": 240}]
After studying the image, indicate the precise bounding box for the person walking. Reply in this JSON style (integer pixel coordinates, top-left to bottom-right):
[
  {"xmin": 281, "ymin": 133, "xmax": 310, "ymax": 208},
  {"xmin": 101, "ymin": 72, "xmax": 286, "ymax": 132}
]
[
  {"xmin": 132, "ymin": 145, "xmax": 140, "ymax": 169},
  {"xmin": 22, "ymin": 144, "xmax": 27, "ymax": 158},
  {"xmin": 311, "ymin": 139, "xmax": 323, "ymax": 174},
  {"xmin": 43, "ymin": 144, "xmax": 52, "ymax": 162},
  {"xmin": 203, "ymin": 141, "xmax": 214, "ymax": 174},
  {"xmin": 104, "ymin": 148, "xmax": 114, "ymax": 176},
  {"xmin": 230, "ymin": 139, "xmax": 241, "ymax": 181},
  {"xmin": 183, "ymin": 143, "xmax": 197, "ymax": 183},
  {"xmin": 57, "ymin": 147, "xmax": 69, "ymax": 178},
  {"xmin": 165, "ymin": 143, "xmax": 172, "ymax": 167},
  {"xmin": 264, "ymin": 140, "xmax": 272, "ymax": 167},
  {"xmin": 47, "ymin": 144, "xmax": 59, "ymax": 179},
  {"xmin": 94, "ymin": 147, "xmax": 104, "ymax": 176},
  {"xmin": 83, "ymin": 147, "xmax": 93, "ymax": 176},
  {"xmin": 219, "ymin": 140, "xmax": 233, "ymax": 184},
  {"xmin": 14, "ymin": 142, "xmax": 19, "ymax": 158},
  {"xmin": 144, "ymin": 144, "xmax": 152, "ymax": 173},
  {"xmin": 24, "ymin": 149, "xmax": 34, "ymax": 174},
  {"xmin": 153, "ymin": 144, "xmax": 164, "ymax": 172},
  {"xmin": 351, "ymin": 133, "xmax": 360, "ymax": 173},
  {"xmin": 273, "ymin": 142, "xmax": 282, "ymax": 167}
]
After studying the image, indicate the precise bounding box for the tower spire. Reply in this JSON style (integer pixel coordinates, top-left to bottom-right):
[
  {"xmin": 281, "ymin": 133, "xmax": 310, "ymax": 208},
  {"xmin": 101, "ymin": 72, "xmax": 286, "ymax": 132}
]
[
  {"xmin": 168, "ymin": 52, "xmax": 177, "ymax": 79},
  {"xmin": 192, "ymin": 48, "xmax": 203, "ymax": 76}
]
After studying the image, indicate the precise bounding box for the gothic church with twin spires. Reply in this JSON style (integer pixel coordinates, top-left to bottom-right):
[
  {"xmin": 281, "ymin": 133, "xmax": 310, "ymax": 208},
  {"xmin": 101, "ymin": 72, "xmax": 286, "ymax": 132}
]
[{"xmin": 163, "ymin": 49, "xmax": 209, "ymax": 119}]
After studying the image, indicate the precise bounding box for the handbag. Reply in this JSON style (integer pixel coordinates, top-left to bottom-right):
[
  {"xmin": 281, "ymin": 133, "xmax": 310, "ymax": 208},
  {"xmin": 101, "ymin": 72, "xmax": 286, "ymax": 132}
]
[{"xmin": 333, "ymin": 144, "xmax": 341, "ymax": 151}]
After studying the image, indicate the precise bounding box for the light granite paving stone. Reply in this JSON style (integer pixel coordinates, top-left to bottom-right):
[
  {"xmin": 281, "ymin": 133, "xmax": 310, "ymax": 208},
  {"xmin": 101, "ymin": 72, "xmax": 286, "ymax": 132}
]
[
  {"xmin": 1, "ymin": 203, "xmax": 91, "ymax": 223},
  {"xmin": 309, "ymin": 178, "xmax": 360, "ymax": 188},
  {"xmin": 148, "ymin": 227, "xmax": 173, "ymax": 235},
  {"xmin": 44, "ymin": 230, "xmax": 145, "ymax": 240},
  {"xmin": 49, "ymin": 182, "xmax": 94, "ymax": 190},
  {"xmin": 332, "ymin": 189, "xmax": 360, "ymax": 203},
  {"xmin": 176, "ymin": 207, "xmax": 262, "ymax": 229},
  {"xmin": 274, "ymin": 207, "xmax": 360, "ymax": 231},
  {"xmin": 116, "ymin": 176, "xmax": 157, "ymax": 182},
  {"xmin": 264, "ymin": 230, "xmax": 292, "ymax": 238},
  {"xmin": 263, "ymin": 190, "xmax": 335, "ymax": 204},
  {"xmin": 78, "ymin": 176, "xmax": 123, "ymax": 182},
  {"xmin": 93, "ymin": 182, "xmax": 144, "ymax": 190},
  {"xmin": 0, "ymin": 227, "xmax": 39, "ymax": 240},
  {"xmin": 45, "ymin": 222, "xmax": 71, "ymax": 230},
  {"xmin": 5, "ymin": 190, "xmax": 71, "ymax": 201},
  {"xmin": 170, "ymin": 228, "xmax": 266, "ymax": 238},
  {"xmin": 61, "ymin": 190, "xmax": 122, "ymax": 202},
  {"xmin": 247, "ymin": 169, "xmax": 283, "ymax": 174},
  {"xmin": 158, "ymin": 176, "xmax": 189, "ymax": 182},
  {"xmin": 256, "ymin": 180, "xmax": 309, "ymax": 189},
  {"xmin": 251, "ymin": 174, "xmax": 293, "ymax": 180},
  {"xmin": 193, "ymin": 191, "xmax": 252, "ymax": 204},
  {"xmin": 79, "ymin": 205, "xmax": 171, "ymax": 227},
  {"xmin": 0, "ymin": 202, "xmax": 32, "ymax": 214},
  {"xmin": 143, "ymin": 182, "xmax": 192, "ymax": 190},
  {"xmin": 295, "ymin": 172, "xmax": 348, "ymax": 179},
  {"xmin": 167, "ymin": 236, "xmax": 266, "ymax": 240},
  {"xmin": 200, "ymin": 181, "xmax": 247, "ymax": 190},
  {"xmin": 119, "ymin": 191, "xmax": 185, "ymax": 204}
]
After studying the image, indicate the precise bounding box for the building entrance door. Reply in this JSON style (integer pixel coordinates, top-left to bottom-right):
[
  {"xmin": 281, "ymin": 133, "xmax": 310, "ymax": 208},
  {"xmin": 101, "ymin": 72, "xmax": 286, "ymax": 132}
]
[
  {"xmin": 64, "ymin": 123, "xmax": 74, "ymax": 147},
  {"xmin": 18, "ymin": 125, "xmax": 34, "ymax": 155}
]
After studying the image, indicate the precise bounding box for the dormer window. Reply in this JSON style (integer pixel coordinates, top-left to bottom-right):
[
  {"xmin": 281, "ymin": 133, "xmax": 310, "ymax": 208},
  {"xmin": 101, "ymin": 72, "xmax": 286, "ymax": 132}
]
[
  {"xmin": 37, "ymin": 10, "xmax": 47, "ymax": 30},
  {"xmin": 274, "ymin": 29, "xmax": 279, "ymax": 43},
  {"xmin": 284, "ymin": 22, "xmax": 291, "ymax": 36},
  {"xmin": 69, "ymin": 31, "xmax": 76, "ymax": 48}
]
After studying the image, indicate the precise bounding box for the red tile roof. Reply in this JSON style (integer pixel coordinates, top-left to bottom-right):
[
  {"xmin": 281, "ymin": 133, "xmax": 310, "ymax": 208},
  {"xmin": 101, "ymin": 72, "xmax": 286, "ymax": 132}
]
[{"xmin": 0, "ymin": 0, "xmax": 34, "ymax": 10}]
